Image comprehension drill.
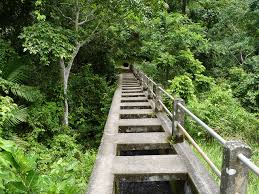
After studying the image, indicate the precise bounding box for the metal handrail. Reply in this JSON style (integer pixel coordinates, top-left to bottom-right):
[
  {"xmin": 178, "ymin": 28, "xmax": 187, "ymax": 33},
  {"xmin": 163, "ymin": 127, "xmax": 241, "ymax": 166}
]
[
  {"xmin": 158, "ymin": 86, "xmax": 174, "ymax": 101},
  {"xmin": 151, "ymin": 90, "xmax": 156, "ymax": 98},
  {"xmin": 177, "ymin": 103, "xmax": 226, "ymax": 145},
  {"xmin": 177, "ymin": 123, "xmax": 221, "ymax": 177},
  {"xmin": 238, "ymin": 153, "xmax": 259, "ymax": 176},
  {"xmin": 134, "ymin": 67, "xmax": 259, "ymax": 178},
  {"xmin": 144, "ymin": 75, "xmax": 174, "ymax": 102},
  {"xmin": 158, "ymin": 100, "xmax": 173, "ymax": 118},
  {"xmin": 145, "ymin": 75, "xmax": 157, "ymax": 86}
]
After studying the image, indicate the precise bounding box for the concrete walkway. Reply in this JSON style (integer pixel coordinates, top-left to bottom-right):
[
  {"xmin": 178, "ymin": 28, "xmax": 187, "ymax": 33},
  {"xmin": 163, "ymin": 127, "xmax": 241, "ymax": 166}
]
[{"xmin": 87, "ymin": 70, "xmax": 219, "ymax": 194}]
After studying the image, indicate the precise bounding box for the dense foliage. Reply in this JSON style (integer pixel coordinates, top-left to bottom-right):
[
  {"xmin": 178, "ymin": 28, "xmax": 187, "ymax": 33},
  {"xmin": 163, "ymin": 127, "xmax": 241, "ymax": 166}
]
[
  {"xmin": 133, "ymin": 0, "xmax": 259, "ymax": 144},
  {"xmin": 0, "ymin": 0, "xmax": 258, "ymax": 193}
]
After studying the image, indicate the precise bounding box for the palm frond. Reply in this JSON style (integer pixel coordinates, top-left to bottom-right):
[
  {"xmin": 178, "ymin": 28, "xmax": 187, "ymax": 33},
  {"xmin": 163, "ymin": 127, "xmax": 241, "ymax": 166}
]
[
  {"xmin": 10, "ymin": 84, "xmax": 41, "ymax": 102},
  {"xmin": 2, "ymin": 106, "xmax": 28, "ymax": 128},
  {"xmin": 0, "ymin": 78, "xmax": 42, "ymax": 102},
  {"xmin": 6, "ymin": 65, "xmax": 28, "ymax": 84},
  {"xmin": 1, "ymin": 57, "xmax": 29, "ymax": 84}
]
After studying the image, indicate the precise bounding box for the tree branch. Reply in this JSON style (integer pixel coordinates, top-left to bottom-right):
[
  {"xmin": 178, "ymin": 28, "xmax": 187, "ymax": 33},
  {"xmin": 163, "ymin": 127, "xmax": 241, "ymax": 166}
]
[
  {"xmin": 74, "ymin": 0, "xmax": 80, "ymax": 31},
  {"xmin": 232, "ymin": 53, "xmax": 241, "ymax": 65},
  {"xmin": 240, "ymin": 51, "xmax": 244, "ymax": 64},
  {"xmin": 80, "ymin": 21, "xmax": 102, "ymax": 47},
  {"xmin": 56, "ymin": 6, "xmax": 73, "ymax": 21},
  {"xmin": 78, "ymin": 10, "xmax": 96, "ymax": 26},
  {"xmin": 245, "ymin": 52, "xmax": 253, "ymax": 60},
  {"xmin": 60, "ymin": 58, "xmax": 65, "ymax": 70},
  {"xmin": 67, "ymin": 42, "xmax": 81, "ymax": 72},
  {"xmin": 60, "ymin": 2, "xmax": 73, "ymax": 7}
]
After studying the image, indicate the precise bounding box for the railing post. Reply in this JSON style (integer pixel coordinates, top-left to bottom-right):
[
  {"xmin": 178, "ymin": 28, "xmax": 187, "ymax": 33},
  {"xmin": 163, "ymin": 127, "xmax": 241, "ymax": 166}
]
[
  {"xmin": 172, "ymin": 98, "xmax": 185, "ymax": 143},
  {"xmin": 129, "ymin": 64, "xmax": 133, "ymax": 72},
  {"xmin": 220, "ymin": 141, "xmax": 251, "ymax": 194},
  {"xmin": 155, "ymin": 84, "xmax": 163, "ymax": 112},
  {"xmin": 147, "ymin": 79, "xmax": 153, "ymax": 99},
  {"xmin": 131, "ymin": 65, "xmax": 135, "ymax": 75},
  {"xmin": 137, "ymin": 70, "xmax": 140, "ymax": 81},
  {"xmin": 142, "ymin": 73, "xmax": 145, "ymax": 90},
  {"xmin": 143, "ymin": 75, "xmax": 148, "ymax": 91},
  {"xmin": 134, "ymin": 69, "xmax": 138, "ymax": 79},
  {"xmin": 140, "ymin": 72, "xmax": 144, "ymax": 89}
]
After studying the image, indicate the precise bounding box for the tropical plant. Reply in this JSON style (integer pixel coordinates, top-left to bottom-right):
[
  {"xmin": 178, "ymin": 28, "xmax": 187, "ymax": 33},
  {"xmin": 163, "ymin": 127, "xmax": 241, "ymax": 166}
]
[
  {"xmin": 0, "ymin": 137, "xmax": 96, "ymax": 193},
  {"xmin": 0, "ymin": 39, "xmax": 41, "ymax": 129},
  {"xmin": 0, "ymin": 39, "xmax": 40, "ymax": 102},
  {"xmin": 0, "ymin": 96, "xmax": 27, "ymax": 130}
]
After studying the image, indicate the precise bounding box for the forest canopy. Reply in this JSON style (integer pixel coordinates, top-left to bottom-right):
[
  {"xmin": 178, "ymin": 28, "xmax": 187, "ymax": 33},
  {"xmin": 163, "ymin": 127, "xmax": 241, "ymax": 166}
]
[{"xmin": 0, "ymin": 0, "xmax": 258, "ymax": 193}]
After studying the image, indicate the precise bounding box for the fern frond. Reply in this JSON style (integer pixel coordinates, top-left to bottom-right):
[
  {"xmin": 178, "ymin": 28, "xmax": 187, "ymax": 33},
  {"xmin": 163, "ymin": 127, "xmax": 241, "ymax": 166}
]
[
  {"xmin": 0, "ymin": 78, "xmax": 42, "ymax": 102},
  {"xmin": 6, "ymin": 65, "xmax": 28, "ymax": 84},
  {"xmin": 10, "ymin": 84, "xmax": 40, "ymax": 102},
  {"xmin": 2, "ymin": 106, "xmax": 28, "ymax": 128},
  {"xmin": 2, "ymin": 57, "xmax": 29, "ymax": 84}
]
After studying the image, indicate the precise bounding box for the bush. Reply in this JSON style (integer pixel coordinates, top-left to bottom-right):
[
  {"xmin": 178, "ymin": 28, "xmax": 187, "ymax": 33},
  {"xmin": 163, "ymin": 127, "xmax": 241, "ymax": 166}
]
[
  {"xmin": 27, "ymin": 102, "xmax": 63, "ymax": 142},
  {"xmin": 69, "ymin": 65, "xmax": 115, "ymax": 146},
  {"xmin": 194, "ymin": 74, "xmax": 214, "ymax": 94},
  {"xmin": 0, "ymin": 137, "xmax": 96, "ymax": 193},
  {"xmin": 167, "ymin": 75, "xmax": 196, "ymax": 102},
  {"xmin": 228, "ymin": 66, "xmax": 259, "ymax": 113},
  {"xmin": 186, "ymin": 85, "xmax": 259, "ymax": 144},
  {"xmin": 0, "ymin": 96, "xmax": 27, "ymax": 134}
]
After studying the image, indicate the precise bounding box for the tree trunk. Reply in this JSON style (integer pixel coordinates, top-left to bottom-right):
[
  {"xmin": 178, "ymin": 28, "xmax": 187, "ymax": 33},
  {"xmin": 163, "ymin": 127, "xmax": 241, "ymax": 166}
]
[
  {"xmin": 57, "ymin": 0, "xmax": 95, "ymax": 126},
  {"xmin": 182, "ymin": 0, "xmax": 187, "ymax": 14},
  {"xmin": 60, "ymin": 58, "xmax": 72, "ymax": 126},
  {"xmin": 165, "ymin": 65, "xmax": 169, "ymax": 85},
  {"xmin": 59, "ymin": 41, "xmax": 81, "ymax": 126},
  {"xmin": 63, "ymin": 68, "xmax": 69, "ymax": 126}
]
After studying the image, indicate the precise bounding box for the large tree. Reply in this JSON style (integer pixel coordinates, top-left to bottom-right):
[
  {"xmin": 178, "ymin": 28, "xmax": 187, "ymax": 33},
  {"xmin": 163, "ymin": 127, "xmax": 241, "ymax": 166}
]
[
  {"xmin": 20, "ymin": 0, "xmax": 120, "ymax": 125},
  {"xmin": 20, "ymin": 0, "xmax": 155, "ymax": 126}
]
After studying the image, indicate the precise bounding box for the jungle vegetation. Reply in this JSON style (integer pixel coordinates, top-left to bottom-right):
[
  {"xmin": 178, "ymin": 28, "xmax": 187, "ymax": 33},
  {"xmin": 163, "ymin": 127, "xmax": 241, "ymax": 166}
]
[{"xmin": 0, "ymin": 0, "xmax": 258, "ymax": 193}]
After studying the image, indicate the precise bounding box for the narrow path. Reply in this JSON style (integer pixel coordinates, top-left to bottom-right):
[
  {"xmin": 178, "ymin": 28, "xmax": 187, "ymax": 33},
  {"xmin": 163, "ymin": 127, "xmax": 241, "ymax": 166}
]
[{"xmin": 87, "ymin": 68, "xmax": 218, "ymax": 194}]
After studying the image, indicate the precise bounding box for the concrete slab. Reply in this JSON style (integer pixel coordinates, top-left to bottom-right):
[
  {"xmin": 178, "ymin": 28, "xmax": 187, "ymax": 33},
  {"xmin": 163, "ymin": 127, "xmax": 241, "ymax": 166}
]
[
  {"xmin": 121, "ymin": 100, "xmax": 148, "ymax": 103},
  {"xmin": 120, "ymin": 97, "xmax": 148, "ymax": 101},
  {"xmin": 120, "ymin": 102, "xmax": 151, "ymax": 107},
  {"xmin": 121, "ymin": 91, "xmax": 143, "ymax": 94},
  {"xmin": 122, "ymin": 78, "xmax": 138, "ymax": 80},
  {"xmin": 122, "ymin": 87, "xmax": 142, "ymax": 90},
  {"xmin": 122, "ymin": 78, "xmax": 136, "ymax": 80},
  {"xmin": 121, "ymin": 83, "xmax": 140, "ymax": 87},
  {"xmin": 122, "ymin": 82, "xmax": 139, "ymax": 84},
  {"xmin": 114, "ymin": 133, "xmax": 168, "ymax": 144},
  {"xmin": 119, "ymin": 109, "xmax": 153, "ymax": 115},
  {"xmin": 121, "ymin": 93, "xmax": 145, "ymax": 97},
  {"xmin": 122, "ymin": 79, "xmax": 137, "ymax": 81},
  {"xmin": 112, "ymin": 155, "xmax": 187, "ymax": 175},
  {"xmin": 118, "ymin": 118, "xmax": 161, "ymax": 126},
  {"xmin": 122, "ymin": 85, "xmax": 141, "ymax": 87},
  {"xmin": 122, "ymin": 84, "xmax": 139, "ymax": 87}
]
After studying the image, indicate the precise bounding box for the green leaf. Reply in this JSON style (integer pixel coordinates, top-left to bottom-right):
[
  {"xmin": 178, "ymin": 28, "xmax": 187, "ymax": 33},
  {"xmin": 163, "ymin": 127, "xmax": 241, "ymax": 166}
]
[
  {"xmin": 25, "ymin": 170, "xmax": 39, "ymax": 190},
  {"xmin": 6, "ymin": 181, "xmax": 27, "ymax": 193},
  {"xmin": 0, "ymin": 138, "xmax": 17, "ymax": 153}
]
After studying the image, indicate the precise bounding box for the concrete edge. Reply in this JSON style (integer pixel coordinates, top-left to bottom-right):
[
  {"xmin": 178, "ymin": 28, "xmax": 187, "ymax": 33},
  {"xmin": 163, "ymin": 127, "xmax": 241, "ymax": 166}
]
[{"xmin": 157, "ymin": 111, "xmax": 220, "ymax": 194}]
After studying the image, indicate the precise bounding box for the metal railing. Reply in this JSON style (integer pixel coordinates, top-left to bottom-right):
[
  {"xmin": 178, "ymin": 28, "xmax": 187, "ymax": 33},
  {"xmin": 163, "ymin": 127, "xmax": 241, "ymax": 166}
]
[
  {"xmin": 177, "ymin": 103, "xmax": 226, "ymax": 145},
  {"xmin": 132, "ymin": 65, "xmax": 259, "ymax": 194}
]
